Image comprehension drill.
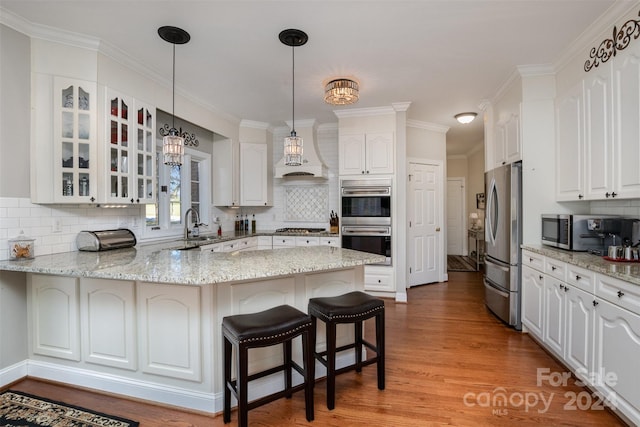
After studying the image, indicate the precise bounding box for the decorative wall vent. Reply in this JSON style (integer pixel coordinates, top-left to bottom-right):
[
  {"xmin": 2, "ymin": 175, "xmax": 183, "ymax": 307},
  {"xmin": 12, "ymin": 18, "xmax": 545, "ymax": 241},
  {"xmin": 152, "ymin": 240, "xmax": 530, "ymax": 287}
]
[{"xmin": 585, "ymin": 10, "xmax": 640, "ymax": 72}]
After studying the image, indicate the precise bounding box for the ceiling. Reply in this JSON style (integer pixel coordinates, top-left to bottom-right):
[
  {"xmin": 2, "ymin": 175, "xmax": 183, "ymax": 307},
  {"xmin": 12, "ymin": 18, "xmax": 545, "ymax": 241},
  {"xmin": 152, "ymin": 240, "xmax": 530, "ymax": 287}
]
[{"xmin": 0, "ymin": 0, "xmax": 621, "ymax": 155}]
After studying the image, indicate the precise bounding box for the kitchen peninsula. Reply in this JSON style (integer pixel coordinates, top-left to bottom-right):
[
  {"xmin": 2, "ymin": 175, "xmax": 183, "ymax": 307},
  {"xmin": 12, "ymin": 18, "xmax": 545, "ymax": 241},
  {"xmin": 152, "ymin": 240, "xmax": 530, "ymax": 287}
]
[{"xmin": 0, "ymin": 244, "xmax": 384, "ymax": 414}]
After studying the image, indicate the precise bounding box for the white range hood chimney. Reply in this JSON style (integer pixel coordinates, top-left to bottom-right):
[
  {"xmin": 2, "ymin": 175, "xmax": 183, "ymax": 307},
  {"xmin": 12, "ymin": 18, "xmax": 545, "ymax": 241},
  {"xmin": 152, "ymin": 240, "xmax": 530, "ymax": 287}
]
[{"xmin": 275, "ymin": 119, "xmax": 328, "ymax": 179}]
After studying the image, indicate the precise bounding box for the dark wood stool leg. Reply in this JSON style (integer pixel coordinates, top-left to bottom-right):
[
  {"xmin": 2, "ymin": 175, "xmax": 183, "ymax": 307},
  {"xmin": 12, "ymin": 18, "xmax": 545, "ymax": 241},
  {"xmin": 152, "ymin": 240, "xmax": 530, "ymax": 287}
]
[
  {"xmin": 302, "ymin": 327, "xmax": 315, "ymax": 421},
  {"xmin": 354, "ymin": 320, "xmax": 363, "ymax": 373},
  {"xmin": 237, "ymin": 343, "xmax": 249, "ymax": 427},
  {"xmin": 223, "ymin": 336, "xmax": 232, "ymax": 423},
  {"xmin": 326, "ymin": 320, "xmax": 337, "ymax": 410},
  {"xmin": 284, "ymin": 338, "xmax": 292, "ymax": 398},
  {"xmin": 376, "ymin": 310, "xmax": 385, "ymax": 390}
]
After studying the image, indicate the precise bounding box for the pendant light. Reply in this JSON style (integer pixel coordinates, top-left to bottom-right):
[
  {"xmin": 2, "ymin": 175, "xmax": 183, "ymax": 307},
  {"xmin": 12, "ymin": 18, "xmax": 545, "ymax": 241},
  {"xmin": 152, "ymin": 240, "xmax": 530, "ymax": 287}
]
[
  {"xmin": 279, "ymin": 29, "xmax": 308, "ymax": 166},
  {"xmin": 158, "ymin": 26, "xmax": 190, "ymax": 166}
]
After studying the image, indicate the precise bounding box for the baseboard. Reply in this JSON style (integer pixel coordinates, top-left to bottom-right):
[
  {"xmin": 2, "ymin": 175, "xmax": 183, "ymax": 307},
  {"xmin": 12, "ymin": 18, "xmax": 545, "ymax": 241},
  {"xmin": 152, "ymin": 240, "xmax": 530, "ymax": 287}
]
[
  {"xmin": 0, "ymin": 360, "xmax": 28, "ymax": 387},
  {"xmin": 26, "ymin": 360, "xmax": 217, "ymax": 413}
]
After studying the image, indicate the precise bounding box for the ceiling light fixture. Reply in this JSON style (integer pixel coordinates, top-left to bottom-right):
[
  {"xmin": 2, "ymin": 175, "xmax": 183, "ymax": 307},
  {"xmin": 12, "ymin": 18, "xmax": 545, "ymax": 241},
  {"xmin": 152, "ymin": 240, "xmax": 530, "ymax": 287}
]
[
  {"xmin": 455, "ymin": 112, "xmax": 477, "ymax": 124},
  {"xmin": 279, "ymin": 28, "xmax": 308, "ymax": 167},
  {"xmin": 158, "ymin": 26, "xmax": 191, "ymax": 166},
  {"xmin": 324, "ymin": 78, "xmax": 359, "ymax": 105}
]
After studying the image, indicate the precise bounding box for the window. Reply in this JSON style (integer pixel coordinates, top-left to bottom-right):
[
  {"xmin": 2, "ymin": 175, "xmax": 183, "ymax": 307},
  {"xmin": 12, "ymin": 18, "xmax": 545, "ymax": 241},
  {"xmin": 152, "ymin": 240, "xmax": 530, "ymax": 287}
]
[{"xmin": 144, "ymin": 147, "xmax": 210, "ymax": 239}]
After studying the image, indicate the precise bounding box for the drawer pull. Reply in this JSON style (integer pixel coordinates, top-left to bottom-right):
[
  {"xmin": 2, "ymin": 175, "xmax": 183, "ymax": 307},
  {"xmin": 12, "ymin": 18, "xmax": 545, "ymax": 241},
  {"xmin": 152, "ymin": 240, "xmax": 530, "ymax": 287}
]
[
  {"xmin": 593, "ymin": 300, "xmax": 599, "ymax": 307},
  {"xmin": 529, "ymin": 257, "xmax": 533, "ymax": 262},
  {"xmin": 539, "ymin": 275, "xmax": 544, "ymax": 280},
  {"xmin": 575, "ymin": 275, "xmax": 581, "ymax": 280},
  {"xmin": 564, "ymin": 286, "xmax": 569, "ymax": 292},
  {"xmin": 617, "ymin": 290, "xmax": 625, "ymax": 298},
  {"xmin": 551, "ymin": 266, "xmax": 556, "ymax": 271},
  {"xmin": 559, "ymin": 284, "xmax": 565, "ymax": 290}
]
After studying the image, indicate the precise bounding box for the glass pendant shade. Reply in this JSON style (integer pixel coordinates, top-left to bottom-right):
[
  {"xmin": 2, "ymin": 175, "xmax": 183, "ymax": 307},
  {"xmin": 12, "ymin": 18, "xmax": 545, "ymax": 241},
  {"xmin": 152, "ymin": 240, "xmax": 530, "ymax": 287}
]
[
  {"xmin": 324, "ymin": 79, "xmax": 359, "ymax": 105},
  {"xmin": 163, "ymin": 129, "xmax": 184, "ymax": 166},
  {"xmin": 284, "ymin": 132, "xmax": 303, "ymax": 166}
]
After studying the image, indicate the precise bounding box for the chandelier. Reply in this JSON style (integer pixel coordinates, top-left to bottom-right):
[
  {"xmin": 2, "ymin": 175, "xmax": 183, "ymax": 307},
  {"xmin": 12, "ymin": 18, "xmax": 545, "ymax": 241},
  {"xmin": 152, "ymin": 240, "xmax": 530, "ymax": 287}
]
[
  {"xmin": 324, "ymin": 79, "xmax": 359, "ymax": 105},
  {"xmin": 158, "ymin": 26, "xmax": 190, "ymax": 166},
  {"xmin": 279, "ymin": 29, "xmax": 308, "ymax": 166}
]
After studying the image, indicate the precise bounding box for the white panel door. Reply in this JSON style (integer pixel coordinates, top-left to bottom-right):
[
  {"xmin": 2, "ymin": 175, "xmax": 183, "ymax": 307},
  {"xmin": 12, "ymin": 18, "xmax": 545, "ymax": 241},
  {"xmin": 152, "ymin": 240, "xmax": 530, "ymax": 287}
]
[
  {"xmin": 408, "ymin": 162, "xmax": 440, "ymax": 286},
  {"xmin": 564, "ymin": 284, "xmax": 594, "ymax": 376},
  {"xmin": 555, "ymin": 83, "xmax": 584, "ymax": 201},
  {"xmin": 521, "ymin": 265, "xmax": 544, "ymax": 339}
]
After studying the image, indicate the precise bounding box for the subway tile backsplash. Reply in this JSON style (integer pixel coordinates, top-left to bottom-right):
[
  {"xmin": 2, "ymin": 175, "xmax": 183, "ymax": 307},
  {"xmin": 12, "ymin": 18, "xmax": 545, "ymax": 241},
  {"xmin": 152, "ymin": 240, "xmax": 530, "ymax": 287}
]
[{"xmin": 0, "ymin": 197, "xmax": 141, "ymax": 260}]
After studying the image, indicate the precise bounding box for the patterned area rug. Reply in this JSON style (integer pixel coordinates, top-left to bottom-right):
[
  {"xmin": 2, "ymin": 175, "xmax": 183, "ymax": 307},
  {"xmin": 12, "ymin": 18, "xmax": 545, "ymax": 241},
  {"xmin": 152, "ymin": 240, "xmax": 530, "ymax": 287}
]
[
  {"xmin": 0, "ymin": 390, "xmax": 139, "ymax": 427},
  {"xmin": 447, "ymin": 255, "xmax": 477, "ymax": 272}
]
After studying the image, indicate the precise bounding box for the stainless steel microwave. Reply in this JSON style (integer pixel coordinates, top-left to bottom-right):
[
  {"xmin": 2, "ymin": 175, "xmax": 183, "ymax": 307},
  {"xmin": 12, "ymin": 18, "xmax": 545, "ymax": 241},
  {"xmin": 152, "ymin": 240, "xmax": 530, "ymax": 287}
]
[{"xmin": 541, "ymin": 214, "xmax": 622, "ymax": 252}]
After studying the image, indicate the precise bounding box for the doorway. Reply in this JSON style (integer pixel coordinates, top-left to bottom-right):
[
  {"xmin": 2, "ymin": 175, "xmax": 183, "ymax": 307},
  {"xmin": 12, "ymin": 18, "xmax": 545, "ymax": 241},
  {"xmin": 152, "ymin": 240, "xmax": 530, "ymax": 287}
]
[
  {"xmin": 446, "ymin": 177, "xmax": 466, "ymax": 256},
  {"xmin": 407, "ymin": 160, "xmax": 444, "ymax": 287}
]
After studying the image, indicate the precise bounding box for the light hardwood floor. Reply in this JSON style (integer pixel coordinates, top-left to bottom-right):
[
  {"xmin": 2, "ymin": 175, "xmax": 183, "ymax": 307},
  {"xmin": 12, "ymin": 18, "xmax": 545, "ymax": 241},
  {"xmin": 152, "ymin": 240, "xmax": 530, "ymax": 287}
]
[{"xmin": 3, "ymin": 271, "xmax": 626, "ymax": 426}]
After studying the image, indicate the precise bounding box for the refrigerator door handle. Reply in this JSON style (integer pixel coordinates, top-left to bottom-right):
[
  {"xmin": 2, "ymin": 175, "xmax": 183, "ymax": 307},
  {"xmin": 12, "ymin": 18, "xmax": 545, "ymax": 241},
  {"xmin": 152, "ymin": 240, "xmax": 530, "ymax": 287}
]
[
  {"xmin": 484, "ymin": 256, "xmax": 509, "ymax": 272},
  {"xmin": 486, "ymin": 176, "xmax": 497, "ymax": 246},
  {"xmin": 484, "ymin": 279, "xmax": 509, "ymax": 298}
]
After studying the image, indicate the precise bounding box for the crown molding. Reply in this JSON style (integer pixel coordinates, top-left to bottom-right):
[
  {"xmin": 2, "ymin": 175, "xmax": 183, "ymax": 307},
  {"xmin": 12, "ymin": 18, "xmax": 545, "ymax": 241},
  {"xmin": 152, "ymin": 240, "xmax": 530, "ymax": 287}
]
[
  {"xmin": 333, "ymin": 105, "xmax": 396, "ymax": 118},
  {"xmin": 239, "ymin": 120, "xmax": 269, "ymax": 130},
  {"xmin": 392, "ymin": 101, "xmax": 412, "ymax": 112},
  {"xmin": 517, "ymin": 64, "xmax": 555, "ymax": 77},
  {"xmin": 406, "ymin": 119, "xmax": 449, "ymax": 134}
]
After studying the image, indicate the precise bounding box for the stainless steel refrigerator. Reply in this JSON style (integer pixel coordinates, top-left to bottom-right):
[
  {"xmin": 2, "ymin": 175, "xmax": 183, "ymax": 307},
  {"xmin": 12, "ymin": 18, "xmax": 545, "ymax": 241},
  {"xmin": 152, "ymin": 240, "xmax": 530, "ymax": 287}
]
[{"xmin": 484, "ymin": 161, "xmax": 522, "ymax": 330}]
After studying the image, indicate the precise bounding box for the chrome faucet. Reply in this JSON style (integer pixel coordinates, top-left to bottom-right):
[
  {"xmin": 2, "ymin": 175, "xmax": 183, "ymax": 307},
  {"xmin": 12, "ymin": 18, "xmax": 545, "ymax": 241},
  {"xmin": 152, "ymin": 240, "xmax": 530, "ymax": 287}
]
[{"xmin": 184, "ymin": 208, "xmax": 200, "ymax": 239}]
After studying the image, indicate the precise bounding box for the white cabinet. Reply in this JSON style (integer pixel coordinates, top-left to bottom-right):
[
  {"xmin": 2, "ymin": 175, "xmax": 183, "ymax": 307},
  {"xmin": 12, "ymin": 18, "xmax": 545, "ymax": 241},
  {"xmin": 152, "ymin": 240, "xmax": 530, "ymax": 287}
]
[
  {"xmin": 364, "ymin": 265, "xmax": 394, "ymax": 292},
  {"xmin": 593, "ymin": 298, "xmax": 640, "ymax": 425},
  {"xmin": 493, "ymin": 111, "xmax": 521, "ymax": 168},
  {"xmin": 543, "ymin": 278, "xmax": 565, "ymax": 356},
  {"xmin": 555, "ymin": 83, "xmax": 585, "ymax": 201},
  {"xmin": 213, "ymin": 140, "xmax": 271, "ymax": 207},
  {"xmin": 137, "ymin": 282, "xmax": 201, "ymax": 381},
  {"xmin": 80, "ymin": 278, "xmax": 137, "ymax": 370},
  {"xmin": 295, "ymin": 236, "xmax": 319, "ymax": 247},
  {"xmin": 272, "ymin": 236, "xmax": 296, "ymax": 249},
  {"xmin": 564, "ymin": 284, "xmax": 595, "ymax": 376},
  {"xmin": 257, "ymin": 236, "xmax": 272, "ymax": 250},
  {"xmin": 32, "ymin": 77, "xmax": 99, "ymax": 204},
  {"xmin": 29, "ymin": 274, "xmax": 80, "ymax": 361},
  {"xmin": 521, "ymin": 264, "xmax": 544, "ymax": 339},
  {"xmin": 319, "ymin": 236, "xmax": 340, "ymax": 247},
  {"xmin": 200, "ymin": 242, "xmax": 223, "ymax": 252},
  {"xmin": 213, "ymin": 139, "xmax": 239, "ymax": 207},
  {"xmin": 339, "ymin": 132, "xmax": 394, "ymax": 175},
  {"xmin": 104, "ymin": 88, "xmax": 156, "ymax": 204},
  {"xmin": 239, "ymin": 142, "xmax": 270, "ymax": 206}
]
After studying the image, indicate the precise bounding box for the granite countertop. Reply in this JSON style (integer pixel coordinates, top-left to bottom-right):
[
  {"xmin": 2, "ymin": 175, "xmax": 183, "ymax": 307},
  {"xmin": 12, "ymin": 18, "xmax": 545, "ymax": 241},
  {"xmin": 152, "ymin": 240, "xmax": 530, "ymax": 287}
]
[
  {"xmin": 521, "ymin": 244, "xmax": 640, "ymax": 286},
  {"xmin": 0, "ymin": 244, "xmax": 383, "ymax": 286}
]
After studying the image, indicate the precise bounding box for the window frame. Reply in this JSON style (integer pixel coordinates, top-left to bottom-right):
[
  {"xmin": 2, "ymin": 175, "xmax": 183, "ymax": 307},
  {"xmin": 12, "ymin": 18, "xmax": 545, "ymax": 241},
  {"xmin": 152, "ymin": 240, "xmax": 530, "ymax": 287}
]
[{"xmin": 140, "ymin": 146, "xmax": 211, "ymax": 241}]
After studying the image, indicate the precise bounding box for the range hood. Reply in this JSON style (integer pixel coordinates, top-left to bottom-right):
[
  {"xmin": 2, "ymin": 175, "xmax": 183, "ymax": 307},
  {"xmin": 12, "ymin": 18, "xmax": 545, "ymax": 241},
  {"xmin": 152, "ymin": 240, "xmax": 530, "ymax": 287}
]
[{"xmin": 275, "ymin": 120, "xmax": 328, "ymax": 179}]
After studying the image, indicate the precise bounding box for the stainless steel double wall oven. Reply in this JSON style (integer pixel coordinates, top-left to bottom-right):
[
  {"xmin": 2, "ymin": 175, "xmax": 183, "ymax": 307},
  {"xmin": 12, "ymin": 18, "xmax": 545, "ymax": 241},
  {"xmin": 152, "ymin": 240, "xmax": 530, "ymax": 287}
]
[{"xmin": 340, "ymin": 179, "xmax": 392, "ymax": 265}]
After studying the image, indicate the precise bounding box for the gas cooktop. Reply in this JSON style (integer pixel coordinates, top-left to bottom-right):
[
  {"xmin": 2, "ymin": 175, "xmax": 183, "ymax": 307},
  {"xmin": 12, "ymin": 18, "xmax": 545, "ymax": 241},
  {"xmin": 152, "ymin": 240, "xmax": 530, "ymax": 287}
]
[{"xmin": 275, "ymin": 228, "xmax": 326, "ymax": 234}]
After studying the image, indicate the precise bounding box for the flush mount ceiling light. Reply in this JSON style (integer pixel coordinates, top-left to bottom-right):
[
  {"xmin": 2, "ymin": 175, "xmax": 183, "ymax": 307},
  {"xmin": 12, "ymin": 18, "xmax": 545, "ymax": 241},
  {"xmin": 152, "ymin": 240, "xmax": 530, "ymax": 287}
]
[
  {"xmin": 324, "ymin": 78, "xmax": 359, "ymax": 105},
  {"xmin": 158, "ymin": 25, "xmax": 190, "ymax": 166},
  {"xmin": 280, "ymin": 28, "xmax": 308, "ymax": 167},
  {"xmin": 455, "ymin": 112, "xmax": 477, "ymax": 124}
]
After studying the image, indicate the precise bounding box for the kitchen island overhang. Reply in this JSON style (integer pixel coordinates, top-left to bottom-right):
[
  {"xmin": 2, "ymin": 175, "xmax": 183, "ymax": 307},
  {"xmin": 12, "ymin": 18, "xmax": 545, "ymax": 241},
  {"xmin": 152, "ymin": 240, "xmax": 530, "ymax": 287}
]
[{"xmin": 0, "ymin": 246, "xmax": 384, "ymax": 414}]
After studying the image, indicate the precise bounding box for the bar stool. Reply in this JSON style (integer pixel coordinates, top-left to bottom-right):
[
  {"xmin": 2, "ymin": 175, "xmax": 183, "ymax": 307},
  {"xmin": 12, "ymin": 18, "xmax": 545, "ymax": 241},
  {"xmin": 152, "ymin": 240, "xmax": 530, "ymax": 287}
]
[
  {"xmin": 308, "ymin": 291, "xmax": 385, "ymax": 410},
  {"xmin": 222, "ymin": 305, "xmax": 315, "ymax": 427}
]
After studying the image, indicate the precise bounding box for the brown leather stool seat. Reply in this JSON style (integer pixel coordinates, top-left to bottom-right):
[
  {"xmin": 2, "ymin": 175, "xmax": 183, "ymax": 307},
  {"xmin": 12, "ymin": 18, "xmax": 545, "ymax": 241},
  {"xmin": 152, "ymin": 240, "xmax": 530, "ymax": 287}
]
[
  {"xmin": 308, "ymin": 291, "xmax": 385, "ymax": 410},
  {"xmin": 222, "ymin": 305, "xmax": 315, "ymax": 427}
]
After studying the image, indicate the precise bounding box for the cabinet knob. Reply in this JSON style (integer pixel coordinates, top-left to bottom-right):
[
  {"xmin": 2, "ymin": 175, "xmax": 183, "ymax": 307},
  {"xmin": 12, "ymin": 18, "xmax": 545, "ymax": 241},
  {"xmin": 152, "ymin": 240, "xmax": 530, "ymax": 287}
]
[
  {"xmin": 539, "ymin": 275, "xmax": 543, "ymax": 280},
  {"xmin": 361, "ymin": 171, "xmax": 365, "ymax": 174},
  {"xmin": 564, "ymin": 286, "xmax": 569, "ymax": 292},
  {"xmin": 578, "ymin": 194, "xmax": 583, "ymax": 199},
  {"xmin": 551, "ymin": 266, "xmax": 556, "ymax": 271},
  {"xmin": 529, "ymin": 257, "xmax": 533, "ymax": 262},
  {"xmin": 366, "ymin": 170, "xmax": 370, "ymax": 174},
  {"xmin": 378, "ymin": 279, "xmax": 381, "ymax": 283},
  {"xmin": 559, "ymin": 284, "xmax": 565, "ymax": 290},
  {"xmin": 617, "ymin": 290, "xmax": 625, "ymax": 298},
  {"xmin": 90, "ymin": 197, "xmax": 95, "ymax": 202},
  {"xmin": 593, "ymin": 300, "xmax": 599, "ymax": 307},
  {"xmin": 575, "ymin": 275, "xmax": 581, "ymax": 280},
  {"xmin": 130, "ymin": 198, "xmax": 134, "ymax": 203},
  {"xmin": 605, "ymin": 192, "xmax": 611, "ymax": 198},
  {"xmin": 612, "ymin": 192, "xmax": 618, "ymax": 198}
]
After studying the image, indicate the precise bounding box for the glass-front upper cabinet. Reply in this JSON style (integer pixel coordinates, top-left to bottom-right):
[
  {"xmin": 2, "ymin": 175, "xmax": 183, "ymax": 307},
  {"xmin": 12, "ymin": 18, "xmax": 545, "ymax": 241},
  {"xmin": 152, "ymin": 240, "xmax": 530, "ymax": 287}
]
[
  {"xmin": 54, "ymin": 77, "xmax": 97, "ymax": 203},
  {"xmin": 105, "ymin": 88, "xmax": 156, "ymax": 204}
]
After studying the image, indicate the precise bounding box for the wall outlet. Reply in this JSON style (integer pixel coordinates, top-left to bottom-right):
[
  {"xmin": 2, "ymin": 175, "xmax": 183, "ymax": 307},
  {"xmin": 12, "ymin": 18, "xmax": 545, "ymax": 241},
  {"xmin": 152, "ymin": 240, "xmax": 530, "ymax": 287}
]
[{"xmin": 53, "ymin": 218, "xmax": 62, "ymax": 233}]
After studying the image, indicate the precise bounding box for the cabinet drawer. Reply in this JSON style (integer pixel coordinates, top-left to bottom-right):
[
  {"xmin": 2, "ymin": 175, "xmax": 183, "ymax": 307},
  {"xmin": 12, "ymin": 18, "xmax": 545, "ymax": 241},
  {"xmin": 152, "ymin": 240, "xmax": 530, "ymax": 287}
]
[
  {"xmin": 257, "ymin": 236, "xmax": 272, "ymax": 247},
  {"xmin": 200, "ymin": 242, "xmax": 222, "ymax": 252},
  {"xmin": 239, "ymin": 237, "xmax": 257, "ymax": 250},
  {"xmin": 365, "ymin": 265, "xmax": 393, "ymax": 292},
  {"xmin": 545, "ymin": 258, "xmax": 566, "ymax": 282},
  {"xmin": 222, "ymin": 240, "xmax": 241, "ymax": 252},
  {"xmin": 320, "ymin": 237, "xmax": 340, "ymax": 247},
  {"xmin": 295, "ymin": 236, "xmax": 319, "ymax": 247},
  {"xmin": 522, "ymin": 250, "xmax": 544, "ymax": 272},
  {"xmin": 595, "ymin": 273, "xmax": 640, "ymax": 315},
  {"xmin": 565, "ymin": 264, "xmax": 595, "ymax": 293},
  {"xmin": 273, "ymin": 237, "xmax": 296, "ymax": 247}
]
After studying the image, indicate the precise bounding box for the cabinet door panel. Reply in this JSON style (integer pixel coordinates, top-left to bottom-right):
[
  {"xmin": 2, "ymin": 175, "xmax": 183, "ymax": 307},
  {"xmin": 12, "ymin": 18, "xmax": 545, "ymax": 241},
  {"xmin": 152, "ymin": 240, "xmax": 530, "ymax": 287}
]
[
  {"xmin": 594, "ymin": 299, "xmax": 640, "ymax": 425},
  {"xmin": 339, "ymin": 134, "xmax": 366, "ymax": 175},
  {"xmin": 366, "ymin": 132, "xmax": 394, "ymax": 174},
  {"xmin": 239, "ymin": 142, "xmax": 268, "ymax": 206},
  {"xmin": 555, "ymin": 84, "xmax": 584, "ymax": 201},
  {"xmin": 564, "ymin": 285, "xmax": 594, "ymax": 376},
  {"xmin": 521, "ymin": 265, "xmax": 544, "ymax": 339},
  {"xmin": 137, "ymin": 283, "xmax": 201, "ymax": 381},
  {"xmin": 80, "ymin": 278, "xmax": 136, "ymax": 370},
  {"xmin": 543, "ymin": 278, "xmax": 565, "ymax": 357},
  {"xmin": 30, "ymin": 274, "xmax": 80, "ymax": 361}
]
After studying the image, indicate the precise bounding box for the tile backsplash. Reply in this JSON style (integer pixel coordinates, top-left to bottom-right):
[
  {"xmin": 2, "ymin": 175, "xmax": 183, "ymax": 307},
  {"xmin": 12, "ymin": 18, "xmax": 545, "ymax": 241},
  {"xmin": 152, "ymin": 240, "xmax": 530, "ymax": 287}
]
[{"xmin": 0, "ymin": 197, "xmax": 141, "ymax": 260}]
